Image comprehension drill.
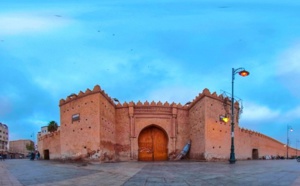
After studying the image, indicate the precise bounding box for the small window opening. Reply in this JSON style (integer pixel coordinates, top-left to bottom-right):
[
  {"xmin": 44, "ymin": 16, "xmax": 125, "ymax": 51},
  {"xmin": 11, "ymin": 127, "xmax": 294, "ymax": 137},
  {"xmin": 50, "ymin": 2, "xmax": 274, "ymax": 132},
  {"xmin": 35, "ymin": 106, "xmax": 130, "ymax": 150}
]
[{"xmin": 72, "ymin": 113, "xmax": 80, "ymax": 122}]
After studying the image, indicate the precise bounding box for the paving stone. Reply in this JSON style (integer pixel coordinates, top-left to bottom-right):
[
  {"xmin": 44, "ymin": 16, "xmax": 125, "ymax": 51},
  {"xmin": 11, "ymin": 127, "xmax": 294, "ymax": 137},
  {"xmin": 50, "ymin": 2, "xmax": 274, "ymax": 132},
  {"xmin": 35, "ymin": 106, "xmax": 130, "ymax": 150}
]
[
  {"xmin": 1, "ymin": 159, "xmax": 300, "ymax": 186},
  {"xmin": 147, "ymin": 177, "xmax": 165, "ymax": 183}
]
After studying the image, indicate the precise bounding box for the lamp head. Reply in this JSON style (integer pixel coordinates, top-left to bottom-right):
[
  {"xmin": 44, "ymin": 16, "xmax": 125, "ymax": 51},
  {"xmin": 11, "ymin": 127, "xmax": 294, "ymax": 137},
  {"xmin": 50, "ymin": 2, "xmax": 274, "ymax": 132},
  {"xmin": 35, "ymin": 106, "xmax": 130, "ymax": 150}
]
[
  {"xmin": 220, "ymin": 115, "xmax": 229, "ymax": 123},
  {"xmin": 113, "ymin": 98, "xmax": 120, "ymax": 102},
  {"xmin": 239, "ymin": 70, "xmax": 250, "ymax": 77},
  {"xmin": 185, "ymin": 101, "xmax": 192, "ymax": 106}
]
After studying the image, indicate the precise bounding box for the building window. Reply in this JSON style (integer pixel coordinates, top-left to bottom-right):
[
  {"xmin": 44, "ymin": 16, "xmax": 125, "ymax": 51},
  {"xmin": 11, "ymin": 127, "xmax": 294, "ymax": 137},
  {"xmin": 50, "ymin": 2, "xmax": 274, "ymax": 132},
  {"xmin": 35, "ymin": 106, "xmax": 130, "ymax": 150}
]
[{"xmin": 72, "ymin": 113, "xmax": 80, "ymax": 122}]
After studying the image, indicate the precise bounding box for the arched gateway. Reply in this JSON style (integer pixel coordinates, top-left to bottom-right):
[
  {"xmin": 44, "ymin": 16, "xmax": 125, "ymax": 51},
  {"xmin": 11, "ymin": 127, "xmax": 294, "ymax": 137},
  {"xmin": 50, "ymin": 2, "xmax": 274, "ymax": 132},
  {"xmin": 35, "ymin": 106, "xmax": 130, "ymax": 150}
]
[{"xmin": 138, "ymin": 125, "xmax": 168, "ymax": 161}]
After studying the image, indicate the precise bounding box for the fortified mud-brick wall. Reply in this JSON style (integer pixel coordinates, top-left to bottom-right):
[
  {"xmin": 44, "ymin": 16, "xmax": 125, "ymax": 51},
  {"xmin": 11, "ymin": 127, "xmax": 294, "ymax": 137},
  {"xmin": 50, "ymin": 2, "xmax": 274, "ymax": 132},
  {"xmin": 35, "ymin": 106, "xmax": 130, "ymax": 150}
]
[
  {"xmin": 202, "ymin": 90, "xmax": 240, "ymax": 160},
  {"xmin": 236, "ymin": 129, "xmax": 297, "ymax": 159},
  {"xmin": 235, "ymin": 128, "xmax": 254, "ymax": 159},
  {"xmin": 175, "ymin": 108, "xmax": 190, "ymax": 157},
  {"xmin": 59, "ymin": 85, "xmax": 106, "ymax": 159},
  {"xmin": 188, "ymin": 89, "xmax": 208, "ymax": 160},
  {"xmin": 38, "ymin": 131, "xmax": 61, "ymax": 159},
  {"xmin": 289, "ymin": 146, "xmax": 297, "ymax": 157},
  {"xmin": 198, "ymin": 89, "xmax": 294, "ymax": 161},
  {"xmin": 98, "ymin": 87, "xmax": 116, "ymax": 161},
  {"xmin": 40, "ymin": 84, "xmax": 297, "ymax": 162},
  {"xmin": 115, "ymin": 104, "xmax": 131, "ymax": 161}
]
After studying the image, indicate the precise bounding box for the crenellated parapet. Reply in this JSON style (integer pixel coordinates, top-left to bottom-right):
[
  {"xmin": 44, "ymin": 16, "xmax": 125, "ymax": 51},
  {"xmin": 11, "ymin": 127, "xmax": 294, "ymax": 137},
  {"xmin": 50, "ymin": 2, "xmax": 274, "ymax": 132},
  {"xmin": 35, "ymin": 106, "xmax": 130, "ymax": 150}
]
[
  {"xmin": 38, "ymin": 130, "xmax": 60, "ymax": 141},
  {"xmin": 185, "ymin": 88, "xmax": 239, "ymax": 110},
  {"xmin": 59, "ymin": 84, "xmax": 238, "ymax": 111},
  {"xmin": 117, "ymin": 88, "xmax": 238, "ymax": 110},
  {"xmin": 59, "ymin": 85, "xmax": 116, "ymax": 106},
  {"xmin": 240, "ymin": 128, "xmax": 263, "ymax": 136},
  {"xmin": 115, "ymin": 100, "xmax": 187, "ymax": 109},
  {"xmin": 239, "ymin": 127, "xmax": 284, "ymax": 145}
]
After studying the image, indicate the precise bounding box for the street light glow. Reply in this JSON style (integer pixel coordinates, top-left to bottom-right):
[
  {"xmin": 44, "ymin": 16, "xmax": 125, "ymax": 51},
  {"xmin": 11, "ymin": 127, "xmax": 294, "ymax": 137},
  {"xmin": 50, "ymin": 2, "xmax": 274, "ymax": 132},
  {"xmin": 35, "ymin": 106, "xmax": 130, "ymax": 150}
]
[
  {"xmin": 239, "ymin": 70, "xmax": 250, "ymax": 77},
  {"xmin": 223, "ymin": 117, "xmax": 229, "ymax": 123},
  {"xmin": 220, "ymin": 115, "xmax": 229, "ymax": 123}
]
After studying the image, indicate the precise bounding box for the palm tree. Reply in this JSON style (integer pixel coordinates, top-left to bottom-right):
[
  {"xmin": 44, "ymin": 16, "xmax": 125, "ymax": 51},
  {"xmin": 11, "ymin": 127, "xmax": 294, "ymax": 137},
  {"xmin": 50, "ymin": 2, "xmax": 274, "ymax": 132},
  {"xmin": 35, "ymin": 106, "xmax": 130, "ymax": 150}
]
[
  {"xmin": 26, "ymin": 141, "xmax": 35, "ymax": 151},
  {"xmin": 48, "ymin": 121, "xmax": 58, "ymax": 133}
]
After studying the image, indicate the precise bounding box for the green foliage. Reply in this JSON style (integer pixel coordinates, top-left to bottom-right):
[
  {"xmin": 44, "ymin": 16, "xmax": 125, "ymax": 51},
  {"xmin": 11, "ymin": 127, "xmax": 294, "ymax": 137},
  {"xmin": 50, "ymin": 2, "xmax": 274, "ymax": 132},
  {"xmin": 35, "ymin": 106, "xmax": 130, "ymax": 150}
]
[
  {"xmin": 48, "ymin": 120, "xmax": 58, "ymax": 133},
  {"xmin": 26, "ymin": 141, "xmax": 35, "ymax": 151}
]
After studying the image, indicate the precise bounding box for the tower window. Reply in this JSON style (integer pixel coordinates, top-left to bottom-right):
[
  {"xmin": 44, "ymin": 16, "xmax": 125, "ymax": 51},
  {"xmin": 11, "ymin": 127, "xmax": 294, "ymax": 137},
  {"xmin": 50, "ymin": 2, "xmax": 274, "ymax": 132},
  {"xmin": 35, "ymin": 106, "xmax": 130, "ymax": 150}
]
[{"xmin": 72, "ymin": 113, "xmax": 80, "ymax": 122}]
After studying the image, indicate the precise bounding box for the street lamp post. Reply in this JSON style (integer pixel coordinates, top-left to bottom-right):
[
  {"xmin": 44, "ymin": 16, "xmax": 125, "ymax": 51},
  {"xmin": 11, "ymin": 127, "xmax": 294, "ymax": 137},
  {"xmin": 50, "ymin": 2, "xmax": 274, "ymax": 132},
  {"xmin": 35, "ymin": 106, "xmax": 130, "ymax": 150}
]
[
  {"xmin": 229, "ymin": 67, "xmax": 250, "ymax": 164},
  {"xmin": 296, "ymin": 139, "xmax": 299, "ymax": 156},
  {"xmin": 286, "ymin": 125, "xmax": 293, "ymax": 159}
]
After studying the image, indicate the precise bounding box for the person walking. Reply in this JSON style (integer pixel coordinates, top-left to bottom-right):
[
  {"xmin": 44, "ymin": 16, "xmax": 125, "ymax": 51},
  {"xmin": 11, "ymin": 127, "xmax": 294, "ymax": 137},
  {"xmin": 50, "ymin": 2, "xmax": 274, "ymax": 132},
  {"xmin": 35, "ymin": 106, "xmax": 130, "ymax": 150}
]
[
  {"xmin": 0, "ymin": 153, "xmax": 3, "ymax": 161},
  {"xmin": 36, "ymin": 151, "xmax": 40, "ymax": 160},
  {"xmin": 30, "ymin": 151, "xmax": 35, "ymax": 160}
]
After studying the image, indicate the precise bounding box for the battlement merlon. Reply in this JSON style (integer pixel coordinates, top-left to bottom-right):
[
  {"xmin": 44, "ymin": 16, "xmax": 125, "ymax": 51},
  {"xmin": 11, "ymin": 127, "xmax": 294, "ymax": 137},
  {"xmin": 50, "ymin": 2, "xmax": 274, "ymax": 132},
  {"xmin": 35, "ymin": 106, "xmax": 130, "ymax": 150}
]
[
  {"xmin": 185, "ymin": 88, "xmax": 240, "ymax": 110},
  {"xmin": 59, "ymin": 85, "xmax": 115, "ymax": 107},
  {"xmin": 239, "ymin": 127, "xmax": 285, "ymax": 146},
  {"xmin": 59, "ymin": 85, "xmax": 240, "ymax": 110}
]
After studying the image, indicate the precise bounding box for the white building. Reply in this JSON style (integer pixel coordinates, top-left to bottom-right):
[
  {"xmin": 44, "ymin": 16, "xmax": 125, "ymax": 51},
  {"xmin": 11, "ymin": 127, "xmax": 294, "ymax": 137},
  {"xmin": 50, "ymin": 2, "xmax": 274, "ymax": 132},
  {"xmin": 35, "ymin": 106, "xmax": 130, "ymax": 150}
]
[
  {"xmin": 38, "ymin": 126, "xmax": 49, "ymax": 137},
  {"xmin": 0, "ymin": 122, "xmax": 9, "ymax": 153}
]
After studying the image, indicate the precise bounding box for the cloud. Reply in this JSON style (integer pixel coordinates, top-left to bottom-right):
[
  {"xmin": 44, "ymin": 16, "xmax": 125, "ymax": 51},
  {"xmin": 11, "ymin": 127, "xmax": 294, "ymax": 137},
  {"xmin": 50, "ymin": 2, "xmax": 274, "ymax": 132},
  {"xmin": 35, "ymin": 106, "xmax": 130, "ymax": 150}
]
[
  {"xmin": 242, "ymin": 102, "xmax": 280, "ymax": 121},
  {"xmin": 275, "ymin": 42, "xmax": 300, "ymax": 97},
  {"xmin": 147, "ymin": 86, "xmax": 198, "ymax": 104},
  {"xmin": 277, "ymin": 42, "xmax": 300, "ymax": 75},
  {"xmin": 285, "ymin": 105, "xmax": 300, "ymax": 119},
  {"xmin": 0, "ymin": 13, "xmax": 71, "ymax": 35},
  {"xmin": 25, "ymin": 118, "xmax": 49, "ymax": 127},
  {"xmin": 241, "ymin": 102, "xmax": 300, "ymax": 133},
  {"xmin": 0, "ymin": 96, "xmax": 12, "ymax": 117}
]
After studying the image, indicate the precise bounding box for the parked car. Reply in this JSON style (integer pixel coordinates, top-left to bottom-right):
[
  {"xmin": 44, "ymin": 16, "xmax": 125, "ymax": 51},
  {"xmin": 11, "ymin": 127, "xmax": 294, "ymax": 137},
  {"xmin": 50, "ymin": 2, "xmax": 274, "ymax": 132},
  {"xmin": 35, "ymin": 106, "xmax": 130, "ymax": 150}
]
[{"xmin": 297, "ymin": 156, "xmax": 300, "ymax": 162}]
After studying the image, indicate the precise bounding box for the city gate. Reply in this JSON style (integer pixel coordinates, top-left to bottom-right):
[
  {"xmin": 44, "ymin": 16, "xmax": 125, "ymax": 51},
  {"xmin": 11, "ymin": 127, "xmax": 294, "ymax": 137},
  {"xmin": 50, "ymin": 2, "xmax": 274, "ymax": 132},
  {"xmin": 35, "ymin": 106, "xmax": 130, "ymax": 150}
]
[{"xmin": 138, "ymin": 125, "xmax": 168, "ymax": 161}]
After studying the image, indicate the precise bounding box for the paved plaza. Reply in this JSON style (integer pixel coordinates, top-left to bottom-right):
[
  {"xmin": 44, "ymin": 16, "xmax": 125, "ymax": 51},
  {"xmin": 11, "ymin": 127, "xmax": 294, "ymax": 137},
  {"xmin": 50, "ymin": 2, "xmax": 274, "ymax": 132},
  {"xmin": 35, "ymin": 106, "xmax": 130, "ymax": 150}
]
[{"xmin": 0, "ymin": 159, "xmax": 300, "ymax": 186}]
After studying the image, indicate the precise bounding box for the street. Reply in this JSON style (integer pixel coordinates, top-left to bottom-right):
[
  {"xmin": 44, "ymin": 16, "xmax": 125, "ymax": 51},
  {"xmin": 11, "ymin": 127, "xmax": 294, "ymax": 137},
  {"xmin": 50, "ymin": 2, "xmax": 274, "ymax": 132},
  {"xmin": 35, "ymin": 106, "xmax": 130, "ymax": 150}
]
[{"xmin": 1, "ymin": 159, "xmax": 300, "ymax": 186}]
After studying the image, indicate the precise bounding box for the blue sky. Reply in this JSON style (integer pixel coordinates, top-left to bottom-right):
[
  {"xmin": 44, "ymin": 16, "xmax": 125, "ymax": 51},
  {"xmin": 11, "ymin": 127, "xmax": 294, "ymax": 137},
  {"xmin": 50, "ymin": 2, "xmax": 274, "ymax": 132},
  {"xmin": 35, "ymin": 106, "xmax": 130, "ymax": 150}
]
[{"xmin": 1, "ymin": 1, "xmax": 300, "ymax": 148}]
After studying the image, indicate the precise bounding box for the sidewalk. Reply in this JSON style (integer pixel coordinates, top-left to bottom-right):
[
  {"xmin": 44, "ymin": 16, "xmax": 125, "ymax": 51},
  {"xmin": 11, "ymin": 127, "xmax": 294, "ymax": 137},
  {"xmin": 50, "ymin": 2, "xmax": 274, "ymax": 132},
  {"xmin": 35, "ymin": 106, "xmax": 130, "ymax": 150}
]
[
  {"xmin": 1, "ymin": 159, "xmax": 300, "ymax": 186},
  {"xmin": 0, "ymin": 161, "xmax": 22, "ymax": 186},
  {"xmin": 1, "ymin": 159, "xmax": 146, "ymax": 186}
]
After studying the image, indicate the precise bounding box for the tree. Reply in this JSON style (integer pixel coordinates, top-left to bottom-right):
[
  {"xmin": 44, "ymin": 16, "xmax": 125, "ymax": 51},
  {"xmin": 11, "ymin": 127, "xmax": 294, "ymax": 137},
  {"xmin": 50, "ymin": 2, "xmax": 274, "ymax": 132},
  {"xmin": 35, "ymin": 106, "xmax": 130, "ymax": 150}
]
[
  {"xmin": 48, "ymin": 121, "xmax": 58, "ymax": 133},
  {"xmin": 26, "ymin": 141, "xmax": 35, "ymax": 151}
]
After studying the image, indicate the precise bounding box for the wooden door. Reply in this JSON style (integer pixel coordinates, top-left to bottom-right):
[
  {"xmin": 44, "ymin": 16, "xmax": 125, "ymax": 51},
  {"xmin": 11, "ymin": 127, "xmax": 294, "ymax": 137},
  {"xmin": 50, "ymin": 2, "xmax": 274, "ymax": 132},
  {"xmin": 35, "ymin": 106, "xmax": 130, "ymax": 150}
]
[
  {"xmin": 138, "ymin": 126, "xmax": 168, "ymax": 161},
  {"xmin": 138, "ymin": 128, "xmax": 153, "ymax": 161},
  {"xmin": 252, "ymin": 149, "xmax": 259, "ymax": 160},
  {"xmin": 44, "ymin": 149, "xmax": 50, "ymax": 160},
  {"xmin": 152, "ymin": 127, "xmax": 168, "ymax": 161}
]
